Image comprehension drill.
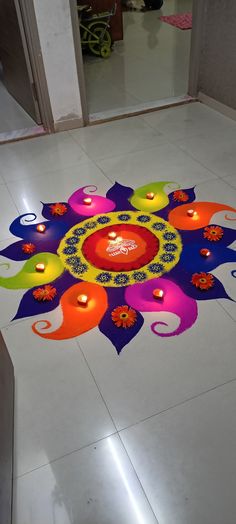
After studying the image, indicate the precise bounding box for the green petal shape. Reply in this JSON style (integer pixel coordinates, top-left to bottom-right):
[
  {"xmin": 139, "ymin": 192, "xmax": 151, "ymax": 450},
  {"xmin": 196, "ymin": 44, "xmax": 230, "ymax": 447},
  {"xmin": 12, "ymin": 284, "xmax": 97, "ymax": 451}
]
[
  {"xmin": 0, "ymin": 253, "xmax": 64, "ymax": 289},
  {"xmin": 130, "ymin": 181, "xmax": 178, "ymax": 212}
]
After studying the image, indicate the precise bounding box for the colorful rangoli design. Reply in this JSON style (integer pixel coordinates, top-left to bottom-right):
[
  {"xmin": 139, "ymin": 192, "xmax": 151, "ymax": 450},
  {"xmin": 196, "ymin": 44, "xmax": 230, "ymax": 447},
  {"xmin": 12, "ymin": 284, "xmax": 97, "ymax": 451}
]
[{"xmin": 0, "ymin": 181, "xmax": 236, "ymax": 353}]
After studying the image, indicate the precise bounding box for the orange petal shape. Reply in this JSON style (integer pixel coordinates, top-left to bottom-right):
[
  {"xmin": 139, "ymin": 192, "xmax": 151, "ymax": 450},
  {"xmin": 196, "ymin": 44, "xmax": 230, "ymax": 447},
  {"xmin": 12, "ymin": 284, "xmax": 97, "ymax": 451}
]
[
  {"xmin": 168, "ymin": 202, "xmax": 236, "ymax": 230},
  {"xmin": 32, "ymin": 282, "xmax": 108, "ymax": 339}
]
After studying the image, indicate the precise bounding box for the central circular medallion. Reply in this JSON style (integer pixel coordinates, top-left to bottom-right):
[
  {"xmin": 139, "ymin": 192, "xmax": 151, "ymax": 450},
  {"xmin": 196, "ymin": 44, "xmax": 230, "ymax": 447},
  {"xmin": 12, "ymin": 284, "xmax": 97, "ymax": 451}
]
[
  {"xmin": 82, "ymin": 224, "xmax": 159, "ymax": 272},
  {"xmin": 58, "ymin": 211, "xmax": 182, "ymax": 287}
]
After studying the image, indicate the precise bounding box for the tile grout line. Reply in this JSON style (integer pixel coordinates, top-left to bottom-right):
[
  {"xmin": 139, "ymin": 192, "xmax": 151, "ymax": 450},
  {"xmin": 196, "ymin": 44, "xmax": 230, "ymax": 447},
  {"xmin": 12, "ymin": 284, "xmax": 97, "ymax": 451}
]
[
  {"xmin": 115, "ymin": 432, "xmax": 160, "ymax": 524},
  {"xmin": 169, "ymin": 138, "xmax": 224, "ymax": 180},
  {"xmin": 14, "ymin": 375, "xmax": 236, "ymax": 482},
  {"xmin": 216, "ymin": 299, "xmax": 236, "ymax": 323},
  {"xmin": 218, "ymin": 175, "xmax": 236, "ymax": 190},
  {"xmin": 75, "ymin": 337, "xmax": 119, "ymax": 431},
  {"xmin": 14, "ymin": 430, "xmax": 118, "ymax": 480},
  {"xmin": 3, "ymin": 184, "xmax": 20, "ymax": 216},
  {"xmin": 3, "ymin": 157, "xmax": 94, "ymax": 187},
  {"xmin": 118, "ymin": 376, "xmax": 236, "ymax": 434},
  {"xmin": 74, "ymin": 341, "xmax": 159, "ymax": 520}
]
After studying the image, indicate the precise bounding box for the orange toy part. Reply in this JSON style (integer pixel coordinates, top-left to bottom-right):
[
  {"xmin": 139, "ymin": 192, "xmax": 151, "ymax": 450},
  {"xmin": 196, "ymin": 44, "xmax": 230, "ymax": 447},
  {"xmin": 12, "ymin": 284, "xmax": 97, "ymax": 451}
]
[
  {"xmin": 32, "ymin": 282, "xmax": 108, "ymax": 339},
  {"xmin": 168, "ymin": 202, "xmax": 236, "ymax": 230}
]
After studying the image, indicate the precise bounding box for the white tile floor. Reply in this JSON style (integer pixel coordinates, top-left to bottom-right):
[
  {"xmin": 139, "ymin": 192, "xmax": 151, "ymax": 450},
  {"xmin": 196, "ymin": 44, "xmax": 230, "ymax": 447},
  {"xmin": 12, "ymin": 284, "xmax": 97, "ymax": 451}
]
[
  {"xmin": 83, "ymin": 0, "xmax": 192, "ymax": 116},
  {"xmin": 0, "ymin": 102, "xmax": 236, "ymax": 524}
]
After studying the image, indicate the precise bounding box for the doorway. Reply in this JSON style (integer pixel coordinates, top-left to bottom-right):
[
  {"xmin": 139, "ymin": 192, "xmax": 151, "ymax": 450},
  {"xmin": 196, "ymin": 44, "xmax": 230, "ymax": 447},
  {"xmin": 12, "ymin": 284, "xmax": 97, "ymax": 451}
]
[
  {"xmin": 73, "ymin": 0, "xmax": 193, "ymax": 122},
  {"xmin": 0, "ymin": 0, "xmax": 51, "ymax": 143}
]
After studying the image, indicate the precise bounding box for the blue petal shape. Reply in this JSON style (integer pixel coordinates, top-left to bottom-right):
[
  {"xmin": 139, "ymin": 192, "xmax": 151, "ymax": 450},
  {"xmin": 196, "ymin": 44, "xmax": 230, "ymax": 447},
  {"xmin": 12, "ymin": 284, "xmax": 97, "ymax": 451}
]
[
  {"xmin": 13, "ymin": 272, "xmax": 78, "ymax": 321},
  {"xmin": 154, "ymin": 186, "xmax": 196, "ymax": 220},
  {"xmin": 9, "ymin": 213, "xmax": 69, "ymax": 242},
  {"xmin": 41, "ymin": 201, "xmax": 84, "ymax": 226},
  {"xmin": 181, "ymin": 225, "xmax": 236, "ymax": 247},
  {"xmin": 179, "ymin": 243, "xmax": 236, "ymax": 273},
  {"xmin": 0, "ymin": 238, "xmax": 61, "ymax": 261},
  {"xmin": 169, "ymin": 186, "xmax": 196, "ymax": 208},
  {"xmin": 106, "ymin": 182, "xmax": 135, "ymax": 211},
  {"xmin": 168, "ymin": 266, "xmax": 232, "ymax": 301},
  {"xmin": 99, "ymin": 287, "xmax": 144, "ymax": 354}
]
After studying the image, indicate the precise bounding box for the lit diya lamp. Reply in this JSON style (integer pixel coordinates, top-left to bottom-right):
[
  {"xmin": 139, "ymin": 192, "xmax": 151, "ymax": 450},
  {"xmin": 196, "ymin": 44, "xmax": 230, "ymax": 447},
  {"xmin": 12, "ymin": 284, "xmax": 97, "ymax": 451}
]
[
  {"xmin": 36, "ymin": 224, "xmax": 46, "ymax": 233},
  {"xmin": 77, "ymin": 294, "xmax": 88, "ymax": 306},
  {"xmin": 187, "ymin": 209, "xmax": 198, "ymax": 218},
  {"xmin": 83, "ymin": 197, "xmax": 92, "ymax": 206},
  {"xmin": 146, "ymin": 192, "xmax": 155, "ymax": 200},
  {"xmin": 153, "ymin": 288, "xmax": 164, "ymax": 299},
  {"xmin": 108, "ymin": 231, "xmax": 117, "ymax": 240},
  {"xmin": 35, "ymin": 263, "xmax": 45, "ymax": 273},
  {"xmin": 200, "ymin": 248, "xmax": 211, "ymax": 257}
]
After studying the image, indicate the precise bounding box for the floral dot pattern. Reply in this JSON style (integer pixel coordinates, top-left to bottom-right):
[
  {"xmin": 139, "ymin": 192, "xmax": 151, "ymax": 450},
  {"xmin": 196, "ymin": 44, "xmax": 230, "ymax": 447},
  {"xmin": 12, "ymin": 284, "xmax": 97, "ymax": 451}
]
[
  {"xmin": 152, "ymin": 222, "xmax": 166, "ymax": 231},
  {"xmin": 66, "ymin": 236, "xmax": 80, "ymax": 245},
  {"xmin": 161, "ymin": 253, "xmax": 175, "ymax": 263},
  {"xmin": 133, "ymin": 271, "xmax": 147, "ymax": 282},
  {"xmin": 96, "ymin": 272, "xmax": 112, "ymax": 284},
  {"xmin": 73, "ymin": 228, "xmax": 86, "ymax": 236},
  {"xmin": 63, "ymin": 246, "xmax": 77, "ymax": 255},
  {"xmin": 137, "ymin": 215, "xmax": 151, "ymax": 223},
  {"xmin": 86, "ymin": 221, "xmax": 97, "ymax": 230},
  {"xmin": 148, "ymin": 263, "xmax": 164, "ymax": 273},
  {"xmin": 164, "ymin": 243, "xmax": 178, "ymax": 253},
  {"xmin": 163, "ymin": 232, "xmax": 177, "ymax": 241},
  {"xmin": 97, "ymin": 216, "xmax": 111, "ymax": 224},
  {"xmin": 117, "ymin": 214, "xmax": 131, "ymax": 221},
  {"xmin": 114, "ymin": 274, "xmax": 130, "ymax": 286}
]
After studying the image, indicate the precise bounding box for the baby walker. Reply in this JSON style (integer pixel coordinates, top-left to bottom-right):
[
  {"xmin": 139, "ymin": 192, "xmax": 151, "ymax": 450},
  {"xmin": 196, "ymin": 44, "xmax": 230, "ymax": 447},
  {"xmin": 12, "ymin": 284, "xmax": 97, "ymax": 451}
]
[{"xmin": 77, "ymin": 3, "xmax": 116, "ymax": 58}]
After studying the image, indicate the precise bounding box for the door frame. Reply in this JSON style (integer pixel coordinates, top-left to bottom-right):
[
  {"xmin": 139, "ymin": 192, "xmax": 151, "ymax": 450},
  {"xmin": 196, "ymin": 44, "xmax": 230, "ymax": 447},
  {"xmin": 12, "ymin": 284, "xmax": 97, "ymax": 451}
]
[
  {"xmin": 69, "ymin": 0, "xmax": 89, "ymax": 125},
  {"xmin": 188, "ymin": 0, "xmax": 206, "ymax": 98},
  {"xmin": 14, "ymin": 0, "xmax": 54, "ymax": 132}
]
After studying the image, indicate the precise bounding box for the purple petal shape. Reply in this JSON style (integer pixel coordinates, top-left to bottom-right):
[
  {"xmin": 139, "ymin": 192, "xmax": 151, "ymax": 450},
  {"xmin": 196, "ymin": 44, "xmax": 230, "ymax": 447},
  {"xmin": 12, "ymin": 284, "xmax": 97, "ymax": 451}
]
[
  {"xmin": 99, "ymin": 287, "xmax": 144, "ymax": 354},
  {"xmin": 13, "ymin": 272, "xmax": 78, "ymax": 321},
  {"xmin": 125, "ymin": 278, "xmax": 198, "ymax": 337},
  {"xmin": 106, "ymin": 182, "xmax": 135, "ymax": 211}
]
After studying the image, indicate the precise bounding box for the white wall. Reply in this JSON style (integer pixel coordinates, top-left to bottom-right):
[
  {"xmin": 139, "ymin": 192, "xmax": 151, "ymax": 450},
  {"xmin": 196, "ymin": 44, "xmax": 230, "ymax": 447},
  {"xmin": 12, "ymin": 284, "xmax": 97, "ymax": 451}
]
[{"xmin": 33, "ymin": 0, "xmax": 83, "ymax": 129}]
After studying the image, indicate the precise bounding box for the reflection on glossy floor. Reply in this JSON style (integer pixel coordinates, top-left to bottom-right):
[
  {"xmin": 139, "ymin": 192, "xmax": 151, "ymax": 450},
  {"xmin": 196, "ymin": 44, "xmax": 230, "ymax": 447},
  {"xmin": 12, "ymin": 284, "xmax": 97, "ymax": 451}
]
[
  {"xmin": 83, "ymin": 0, "xmax": 192, "ymax": 116},
  {"xmin": 1, "ymin": 102, "xmax": 236, "ymax": 524},
  {"xmin": 0, "ymin": 79, "xmax": 35, "ymax": 133}
]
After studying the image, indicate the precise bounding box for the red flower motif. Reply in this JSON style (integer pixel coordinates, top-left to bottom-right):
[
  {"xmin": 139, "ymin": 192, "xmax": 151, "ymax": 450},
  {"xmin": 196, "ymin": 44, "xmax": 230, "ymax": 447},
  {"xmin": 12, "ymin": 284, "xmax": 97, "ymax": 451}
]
[
  {"xmin": 173, "ymin": 190, "xmax": 189, "ymax": 202},
  {"xmin": 111, "ymin": 305, "xmax": 137, "ymax": 328},
  {"xmin": 33, "ymin": 285, "xmax": 57, "ymax": 301},
  {"xmin": 203, "ymin": 225, "xmax": 223, "ymax": 241},
  {"xmin": 50, "ymin": 203, "xmax": 68, "ymax": 216},
  {"xmin": 191, "ymin": 272, "xmax": 214, "ymax": 290},
  {"xmin": 22, "ymin": 243, "xmax": 36, "ymax": 254}
]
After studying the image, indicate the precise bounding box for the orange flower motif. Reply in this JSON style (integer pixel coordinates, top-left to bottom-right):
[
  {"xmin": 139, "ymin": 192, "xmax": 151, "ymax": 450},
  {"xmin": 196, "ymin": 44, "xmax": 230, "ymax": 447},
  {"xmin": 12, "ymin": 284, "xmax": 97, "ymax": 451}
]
[
  {"xmin": 50, "ymin": 203, "xmax": 68, "ymax": 216},
  {"xmin": 111, "ymin": 305, "xmax": 137, "ymax": 328},
  {"xmin": 203, "ymin": 225, "xmax": 223, "ymax": 241},
  {"xmin": 22, "ymin": 243, "xmax": 36, "ymax": 254},
  {"xmin": 173, "ymin": 190, "xmax": 189, "ymax": 202},
  {"xmin": 33, "ymin": 285, "xmax": 57, "ymax": 301},
  {"xmin": 191, "ymin": 272, "xmax": 214, "ymax": 290}
]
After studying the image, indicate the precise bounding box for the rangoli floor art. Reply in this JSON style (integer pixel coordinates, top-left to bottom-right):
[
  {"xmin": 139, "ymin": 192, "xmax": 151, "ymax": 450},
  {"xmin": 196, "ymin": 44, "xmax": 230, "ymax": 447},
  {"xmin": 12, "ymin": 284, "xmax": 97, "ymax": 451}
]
[{"xmin": 1, "ymin": 181, "xmax": 236, "ymax": 354}]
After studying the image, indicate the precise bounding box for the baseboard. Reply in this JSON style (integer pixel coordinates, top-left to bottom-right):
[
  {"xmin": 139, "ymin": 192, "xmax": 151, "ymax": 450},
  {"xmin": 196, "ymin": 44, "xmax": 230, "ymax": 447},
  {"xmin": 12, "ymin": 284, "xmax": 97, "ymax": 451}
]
[
  {"xmin": 198, "ymin": 92, "xmax": 236, "ymax": 121},
  {"xmin": 89, "ymin": 96, "xmax": 196, "ymax": 125},
  {"xmin": 54, "ymin": 117, "xmax": 84, "ymax": 132},
  {"xmin": 0, "ymin": 125, "xmax": 46, "ymax": 145}
]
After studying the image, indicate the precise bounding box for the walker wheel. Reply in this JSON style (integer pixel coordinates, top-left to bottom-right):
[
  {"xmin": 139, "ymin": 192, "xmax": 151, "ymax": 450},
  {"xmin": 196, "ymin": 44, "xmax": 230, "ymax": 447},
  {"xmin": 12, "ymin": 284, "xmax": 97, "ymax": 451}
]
[{"xmin": 100, "ymin": 44, "xmax": 111, "ymax": 58}]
